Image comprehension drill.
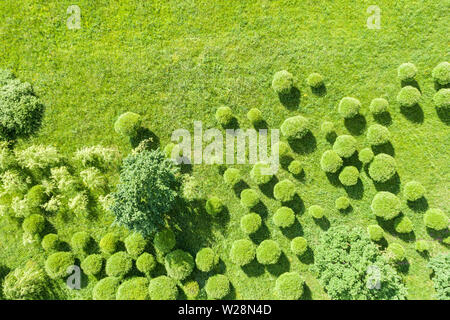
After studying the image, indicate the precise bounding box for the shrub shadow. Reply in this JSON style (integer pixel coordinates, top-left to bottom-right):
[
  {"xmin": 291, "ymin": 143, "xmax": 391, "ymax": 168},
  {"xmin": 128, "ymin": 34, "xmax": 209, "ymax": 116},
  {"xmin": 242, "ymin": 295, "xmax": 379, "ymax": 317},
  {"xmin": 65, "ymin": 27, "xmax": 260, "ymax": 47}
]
[
  {"xmin": 281, "ymin": 219, "xmax": 303, "ymax": 239},
  {"xmin": 311, "ymin": 84, "xmax": 327, "ymax": 97},
  {"xmin": 407, "ymin": 197, "xmax": 428, "ymax": 212},
  {"xmin": 326, "ymin": 131, "xmax": 337, "ymax": 144},
  {"xmin": 284, "ymin": 194, "xmax": 305, "ymax": 215},
  {"xmin": 436, "ymin": 107, "xmax": 450, "ymax": 125},
  {"xmin": 344, "ymin": 114, "xmax": 366, "ymax": 136},
  {"xmin": 259, "ymin": 175, "xmax": 279, "ymax": 199},
  {"xmin": 371, "ymin": 142, "xmax": 395, "ymax": 157},
  {"xmin": 252, "ymin": 202, "xmax": 270, "ymax": 219},
  {"xmin": 222, "ymin": 117, "xmax": 240, "ymax": 130},
  {"xmin": 314, "ymin": 216, "xmax": 330, "ymax": 230},
  {"xmin": 401, "ymin": 79, "xmax": 421, "ymax": 92},
  {"xmin": 130, "ymin": 127, "xmax": 160, "ymax": 149},
  {"xmin": 298, "ymin": 247, "xmax": 314, "ymax": 265},
  {"xmin": 250, "ymin": 223, "xmax": 271, "ymax": 244},
  {"xmin": 400, "ymin": 104, "xmax": 424, "ymax": 124},
  {"xmin": 242, "ymin": 259, "xmax": 265, "ymax": 277},
  {"xmin": 266, "ymin": 252, "xmax": 290, "ymax": 276},
  {"xmin": 288, "ymin": 131, "xmax": 317, "ymax": 155},
  {"xmin": 344, "ymin": 179, "xmax": 364, "ymax": 200},
  {"xmin": 278, "ymin": 87, "xmax": 300, "ymax": 110},
  {"xmin": 373, "ymin": 172, "xmax": 401, "ymax": 194},
  {"xmin": 233, "ymin": 180, "xmax": 250, "ymax": 197},
  {"xmin": 373, "ymin": 111, "xmax": 392, "ymax": 126}
]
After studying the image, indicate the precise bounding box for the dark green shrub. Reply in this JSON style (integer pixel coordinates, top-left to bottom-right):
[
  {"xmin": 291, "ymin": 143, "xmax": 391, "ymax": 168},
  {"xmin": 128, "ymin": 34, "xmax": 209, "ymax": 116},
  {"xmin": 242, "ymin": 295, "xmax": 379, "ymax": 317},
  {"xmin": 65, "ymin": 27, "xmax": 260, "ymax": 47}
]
[
  {"xmin": 240, "ymin": 213, "xmax": 262, "ymax": 235},
  {"xmin": 206, "ymin": 196, "xmax": 224, "ymax": 216},
  {"xmin": 338, "ymin": 166, "xmax": 359, "ymax": 186},
  {"xmin": 333, "ymin": 135, "xmax": 357, "ymax": 158},
  {"xmin": 274, "ymin": 272, "xmax": 304, "ymax": 300},
  {"xmin": 215, "ymin": 106, "xmax": 233, "ymax": 126},
  {"xmin": 288, "ymin": 160, "xmax": 303, "ymax": 175},
  {"xmin": 320, "ymin": 150, "xmax": 343, "ymax": 173},
  {"xmin": 164, "ymin": 249, "xmax": 194, "ymax": 281},
  {"xmin": 223, "ymin": 168, "xmax": 241, "ymax": 186},
  {"xmin": 369, "ymin": 153, "xmax": 396, "ymax": 182},
  {"xmin": 22, "ymin": 214, "xmax": 45, "ymax": 235},
  {"xmin": 387, "ymin": 243, "xmax": 405, "ymax": 261},
  {"xmin": 149, "ymin": 276, "xmax": 178, "ymax": 300},
  {"xmin": 273, "ymin": 207, "xmax": 295, "ymax": 228},
  {"xmin": 394, "ymin": 216, "xmax": 413, "ymax": 233},
  {"xmin": 154, "ymin": 229, "xmax": 176, "ymax": 253},
  {"xmin": 280, "ymin": 115, "xmax": 309, "ymax": 140},
  {"xmin": 195, "ymin": 248, "xmax": 218, "ymax": 272},
  {"xmin": 273, "ymin": 179, "xmax": 296, "ymax": 202},
  {"xmin": 136, "ymin": 252, "xmax": 156, "ymax": 274},
  {"xmin": 71, "ymin": 231, "xmax": 91, "ymax": 253},
  {"xmin": 307, "ymin": 73, "xmax": 324, "ymax": 88},
  {"xmin": 41, "ymin": 233, "xmax": 59, "ymax": 252},
  {"xmin": 105, "ymin": 252, "xmax": 132, "ymax": 278},
  {"xmin": 114, "ymin": 112, "xmax": 141, "ymax": 137},
  {"xmin": 205, "ymin": 274, "xmax": 230, "ymax": 300},
  {"xmin": 397, "ymin": 86, "xmax": 421, "ymax": 107},
  {"xmin": 338, "ymin": 97, "xmax": 360, "ymax": 118},
  {"xmin": 428, "ymin": 253, "xmax": 450, "ymax": 300},
  {"xmin": 291, "ymin": 237, "xmax": 308, "ymax": 255},
  {"xmin": 230, "ymin": 239, "xmax": 255, "ymax": 266},
  {"xmin": 335, "ymin": 196, "xmax": 350, "ymax": 210},
  {"xmin": 369, "ymin": 98, "xmax": 389, "ymax": 115},
  {"xmin": 247, "ymin": 108, "xmax": 263, "ymax": 125},
  {"xmin": 256, "ymin": 240, "xmax": 281, "ymax": 265},
  {"xmin": 367, "ymin": 124, "xmax": 390, "ymax": 146},
  {"xmin": 308, "ymin": 205, "xmax": 325, "ymax": 219},
  {"xmin": 272, "ymin": 70, "xmax": 294, "ymax": 94},
  {"xmin": 423, "ymin": 208, "xmax": 448, "ymax": 230},
  {"xmin": 250, "ymin": 162, "xmax": 273, "ymax": 185},
  {"xmin": 432, "ymin": 61, "xmax": 450, "ymax": 85},
  {"xmin": 397, "ymin": 63, "xmax": 417, "ymax": 82},
  {"xmin": 92, "ymin": 277, "xmax": 120, "ymax": 300},
  {"xmin": 116, "ymin": 277, "xmax": 149, "ymax": 300},
  {"xmin": 371, "ymin": 192, "xmax": 401, "ymax": 220},
  {"xmin": 81, "ymin": 254, "xmax": 103, "ymax": 276},
  {"xmin": 124, "ymin": 233, "xmax": 147, "ymax": 257},
  {"xmin": 240, "ymin": 189, "xmax": 259, "ymax": 208},
  {"xmin": 358, "ymin": 148, "xmax": 374, "ymax": 164},
  {"xmin": 45, "ymin": 252, "xmax": 75, "ymax": 279},
  {"xmin": 433, "ymin": 89, "xmax": 450, "ymax": 110},
  {"xmin": 415, "ymin": 240, "xmax": 430, "ymax": 253},
  {"xmin": 367, "ymin": 224, "xmax": 384, "ymax": 241},
  {"xmin": 100, "ymin": 233, "xmax": 119, "ymax": 255},
  {"xmin": 403, "ymin": 181, "xmax": 425, "ymax": 201}
]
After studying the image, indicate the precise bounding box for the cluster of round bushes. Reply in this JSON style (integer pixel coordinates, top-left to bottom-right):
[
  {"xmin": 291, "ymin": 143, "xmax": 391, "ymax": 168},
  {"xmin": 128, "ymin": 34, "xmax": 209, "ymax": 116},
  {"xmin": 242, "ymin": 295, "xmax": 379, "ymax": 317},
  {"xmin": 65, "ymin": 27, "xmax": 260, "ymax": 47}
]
[
  {"xmin": 22, "ymin": 214, "xmax": 45, "ymax": 235},
  {"xmin": 247, "ymin": 108, "xmax": 263, "ymax": 125},
  {"xmin": 335, "ymin": 196, "xmax": 350, "ymax": 211},
  {"xmin": 367, "ymin": 225, "xmax": 384, "ymax": 241},
  {"xmin": 105, "ymin": 252, "xmax": 132, "ymax": 278},
  {"xmin": 205, "ymin": 274, "xmax": 230, "ymax": 299},
  {"xmin": 114, "ymin": 112, "xmax": 141, "ymax": 137},
  {"xmin": 397, "ymin": 63, "xmax": 417, "ymax": 82},
  {"xmin": 215, "ymin": 106, "xmax": 233, "ymax": 126},
  {"xmin": 307, "ymin": 73, "xmax": 324, "ymax": 88},
  {"xmin": 280, "ymin": 115, "xmax": 310, "ymax": 140},
  {"xmin": 338, "ymin": 166, "xmax": 359, "ymax": 186},
  {"xmin": 433, "ymin": 88, "xmax": 450, "ymax": 110},
  {"xmin": 164, "ymin": 249, "xmax": 195, "ymax": 281},
  {"xmin": 274, "ymin": 272, "xmax": 304, "ymax": 300},
  {"xmin": 206, "ymin": 196, "xmax": 224, "ymax": 216},
  {"xmin": 369, "ymin": 153, "xmax": 396, "ymax": 183},
  {"xmin": 397, "ymin": 86, "xmax": 421, "ymax": 107},
  {"xmin": 100, "ymin": 233, "xmax": 120, "ymax": 254},
  {"xmin": 369, "ymin": 98, "xmax": 389, "ymax": 115},
  {"xmin": 308, "ymin": 205, "xmax": 324, "ymax": 219},
  {"xmin": 230, "ymin": 239, "xmax": 255, "ymax": 266},
  {"xmin": 320, "ymin": 150, "xmax": 343, "ymax": 173},
  {"xmin": 240, "ymin": 213, "xmax": 262, "ymax": 234},
  {"xmin": 273, "ymin": 207, "xmax": 295, "ymax": 228},
  {"xmin": 291, "ymin": 237, "xmax": 308, "ymax": 255},
  {"xmin": 153, "ymin": 229, "xmax": 176, "ymax": 253},
  {"xmin": 223, "ymin": 168, "xmax": 241, "ymax": 186},
  {"xmin": 272, "ymin": 70, "xmax": 294, "ymax": 94},
  {"xmin": 403, "ymin": 181, "xmax": 425, "ymax": 201},
  {"xmin": 81, "ymin": 254, "xmax": 103, "ymax": 276},
  {"xmin": 338, "ymin": 97, "xmax": 361, "ymax": 118},
  {"xmin": 423, "ymin": 208, "xmax": 448, "ymax": 231},
  {"xmin": 195, "ymin": 248, "xmax": 218, "ymax": 272},
  {"xmin": 366, "ymin": 124, "xmax": 390, "ymax": 146},
  {"xmin": 358, "ymin": 148, "xmax": 374, "ymax": 164},
  {"xmin": 124, "ymin": 233, "xmax": 147, "ymax": 257},
  {"xmin": 273, "ymin": 179, "xmax": 296, "ymax": 202},
  {"xmin": 432, "ymin": 61, "xmax": 450, "ymax": 85},
  {"xmin": 371, "ymin": 191, "xmax": 401, "ymax": 220},
  {"xmin": 149, "ymin": 276, "xmax": 178, "ymax": 300},
  {"xmin": 256, "ymin": 240, "xmax": 281, "ymax": 265},
  {"xmin": 136, "ymin": 252, "xmax": 156, "ymax": 275},
  {"xmin": 394, "ymin": 216, "xmax": 414, "ymax": 234},
  {"xmin": 333, "ymin": 135, "xmax": 357, "ymax": 158},
  {"xmin": 116, "ymin": 277, "xmax": 149, "ymax": 300},
  {"xmin": 250, "ymin": 162, "xmax": 273, "ymax": 185},
  {"xmin": 240, "ymin": 189, "xmax": 259, "ymax": 208},
  {"xmin": 45, "ymin": 252, "xmax": 75, "ymax": 279},
  {"xmin": 387, "ymin": 243, "xmax": 406, "ymax": 261}
]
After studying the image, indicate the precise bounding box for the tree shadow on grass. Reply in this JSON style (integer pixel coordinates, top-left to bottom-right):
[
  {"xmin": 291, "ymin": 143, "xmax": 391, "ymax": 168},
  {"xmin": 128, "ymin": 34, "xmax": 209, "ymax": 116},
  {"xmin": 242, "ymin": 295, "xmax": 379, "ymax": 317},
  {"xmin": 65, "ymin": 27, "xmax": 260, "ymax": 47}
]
[
  {"xmin": 288, "ymin": 131, "xmax": 317, "ymax": 155},
  {"xmin": 222, "ymin": 117, "xmax": 240, "ymax": 130},
  {"xmin": 371, "ymin": 141, "xmax": 395, "ymax": 157},
  {"xmin": 311, "ymin": 84, "xmax": 327, "ymax": 97},
  {"xmin": 344, "ymin": 114, "xmax": 366, "ymax": 136},
  {"xmin": 373, "ymin": 111, "xmax": 392, "ymax": 126},
  {"xmin": 373, "ymin": 172, "xmax": 401, "ymax": 194},
  {"xmin": 266, "ymin": 252, "xmax": 290, "ymax": 276},
  {"xmin": 250, "ymin": 223, "xmax": 271, "ymax": 244},
  {"xmin": 242, "ymin": 259, "xmax": 265, "ymax": 277},
  {"xmin": 281, "ymin": 219, "xmax": 303, "ymax": 239},
  {"xmin": 284, "ymin": 194, "xmax": 305, "ymax": 215},
  {"xmin": 253, "ymin": 120, "xmax": 269, "ymax": 131},
  {"xmin": 400, "ymin": 104, "xmax": 424, "ymax": 124},
  {"xmin": 130, "ymin": 127, "xmax": 160, "ymax": 149},
  {"xmin": 278, "ymin": 87, "xmax": 301, "ymax": 110},
  {"xmin": 407, "ymin": 197, "xmax": 429, "ymax": 212},
  {"xmin": 436, "ymin": 107, "xmax": 450, "ymax": 125},
  {"xmin": 259, "ymin": 176, "xmax": 278, "ymax": 199},
  {"xmin": 396, "ymin": 259, "xmax": 410, "ymax": 274},
  {"xmin": 344, "ymin": 179, "xmax": 364, "ymax": 200},
  {"xmin": 298, "ymin": 247, "xmax": 314, "ymax": 265}
]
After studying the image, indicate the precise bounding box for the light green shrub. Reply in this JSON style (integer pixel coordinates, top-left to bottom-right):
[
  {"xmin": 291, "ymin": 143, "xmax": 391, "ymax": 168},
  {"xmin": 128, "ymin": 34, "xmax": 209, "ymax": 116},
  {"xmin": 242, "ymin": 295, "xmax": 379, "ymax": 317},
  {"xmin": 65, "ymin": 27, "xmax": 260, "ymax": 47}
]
[
  {"xmin": 397, "ymin": 86, "xmax": 421, "ymax": 107},
  {"xmin": 387, "ymin": 243, "xmax": 406, "ymax": 261},
  {"xmin": 307, "ymin": 73, "xmax": 324, "ymax": 88},
  {"xmin": 136, "ymin": 252, "xmax": 156, "ymax": 274},
  {"xmin": 371, "ymin": 192, "xmax": 401, "ymax": 220},
  {"xmin": 397, "ymin": 63, "xmax": 417, "ymax": 82},
  {"xmin": 274, "ymin": 272, "xmax": 304, "ymax": 300},
  {"xmin": 358, "ymin": 148, "xmax": 374, "ymax": 164},
  {"xmin": 367, "ymin": 225, "xmax": 384, "ymax": 241},
  {"xmin": 149, "ymin": 276, "xmax": 178, "ymax": 300},
  {"xmin": 240, "ymin": 213, "xmax": 262, "ymax": 235},
  {"xmin": 206, "ymin": 196, "xmax": 224, "ymax": 216},
  {"xmin": 423, "ymin": 208, "xmax": 448, "ymax": 231},
  {"xmin": 164, "ymin": 249, "xmax": 195, "ymax": 281},
  {"xmin": 369, "ymin": 98, "xmax": 389, "ymax": 115},
  {"xmin": 100, "ymin": 232, "xmax": 119, "ymax": 255},
  {"xmin": 394, "ymin": 216, "xmax": 413, "ymax": 233},
  {"xmin": 205, "ymin": 274, "xmax": 230, "ymax": 300},
  {"xmin": 195, "ymin": 248, "xmax": 218, "ymax": 272},
  {"xmin": 105, "ymin": 252, "xmax": 132, "ymax": 278},
  {"xmin": 223, "ymin": 168, "xmax": 241, "ymax": 186},
  {"xmin": 154, "ymin": 229, "xmax": 176, "ymax": 253},
  {"xmin": 45, "ymin": 252, "xmax": 75, "ymax": 279},
  {"xmin": 81, "ymin": 254, "xmax": 103, "ymax": 276},
  {"xmin": 432, "ymin": 61, "xmax": 450, "ymax": 85},
  {"xmin": 272, "ymin": 70, "xmax": 294, "ymax": 94},
  {"xmin": 367, "ymin": 124, "xmax": 390, "ymax": 146},
  {"xmin": 288, "ymin": 160, "xmax": 303, "ymax": 175},
  {"xmin": 250, "ymin": 162, "xmax": 273, "ymax": 185},
  {"xmin": 369, "ymin": 153, "xmax": 396, "ymax": 182},
  {"xmin": 338, "ymin": 166, "xmax": 359, "ymax": 186},
  {"xmin": 320, "ymin": 150, "xmax": 343, "ymax": 173},
  {"xmin": 215, "ymin": 106, "xmax": 233, "ymax": 126},
  {"xmin": 333, "ymin": 135, "xmax": 357, "ymax": 158},
  {"xmin": 116, "ymin": 277, "xmax": 149, "ymax": 300},
  {"xmin": 240, "ymin": 189, "xmax": 259, "ymax": 208},
  {"xmin": 280, "ymin": 115, "xmax": 310, "ymax": 140},
  {"xmin": 114, "ymin": 112, "xmax": 141, "ymax": 137},
  {"xmin": 273, "ymin": 179, "xmax": 296, "ymax": 202},
  {"xmin": 256, "ymin": 240, "xmax": 281, "ymax": 265},
  {"xmin": 291, "ymin": 237, "xmax": 308, "ymax": 255},
  {"xmin": 335, "ymin": 196, "xmax": 350, "ymax": 210},
  {"xmin": 230, "ymin": 239, "xmax": 255, "ymax": 266},
  {"xmin": 92, "ymin": 277, "xmax": 120, "ymax": 300},
  {"xmin": 308, "ymin": 205, "xmax": 325, "ymax": 219},
  {"xmin": 338, "ymin": 97, "xmax": 360, "ymax": 118},
  {"xmin": 124, "ymin": 233, "xmax": 147, "ymax": 258},
  {"xmin": 273, "ymin": 207, "xmax": 295, "ymax": 228},
  {"xmin": 22, "ymin": 214, "xmax": 45, "ymax": 235}
]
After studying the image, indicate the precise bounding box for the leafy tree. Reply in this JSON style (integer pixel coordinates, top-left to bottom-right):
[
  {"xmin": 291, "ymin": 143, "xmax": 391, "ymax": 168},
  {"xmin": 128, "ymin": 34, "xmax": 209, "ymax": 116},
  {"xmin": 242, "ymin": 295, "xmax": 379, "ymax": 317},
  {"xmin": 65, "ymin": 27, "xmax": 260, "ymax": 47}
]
[{"xmin": 428, "ymin": 253, "xmax": 450, "ymax": 300}]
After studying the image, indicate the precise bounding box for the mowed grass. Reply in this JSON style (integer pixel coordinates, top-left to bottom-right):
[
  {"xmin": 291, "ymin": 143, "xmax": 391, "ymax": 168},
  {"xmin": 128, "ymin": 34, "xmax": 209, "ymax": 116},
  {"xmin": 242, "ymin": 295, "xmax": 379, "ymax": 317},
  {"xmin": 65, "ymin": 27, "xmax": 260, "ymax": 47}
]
[{"xmin": 0, "ymin": 0, "xmax": 449, "ymax": 299}]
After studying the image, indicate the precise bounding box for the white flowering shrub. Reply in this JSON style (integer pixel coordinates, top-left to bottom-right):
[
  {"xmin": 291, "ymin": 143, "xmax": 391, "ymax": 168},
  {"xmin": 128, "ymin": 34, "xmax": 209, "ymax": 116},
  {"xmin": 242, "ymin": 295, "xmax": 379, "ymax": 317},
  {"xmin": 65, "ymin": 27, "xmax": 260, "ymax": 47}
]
[
  {"xmin": 80, "ymin": 167, "xmax": 107, "ymax": 192},
  {"xmin": 15, "ymin": 145, "xmax": 61, "ymax": 172},
  {"xmin": 68, "ymin": 192, "xmax": 89, "ymax": 216},
  {"xmin": 11, "ymin": 195, "xmax": 30, "ymax": 217},
  {"xmin": 98, "ymin": 194, "xmax": 114, "ymax": 212},
  {"xmin": 73, "ymin": 145, "xmax": 120, "ymax": 170},
  {"xmin": 1, "ymin": 170, "xmax": 30, "ymax": 194},
  {"xmin": 50, "ymin": 166, "xmax": 77, "ymax": 194},
  {"xmin": 42, "ymin": 195, "xmax": 62, "ymax": 214},
  {"xmin": 0, "ymin": 141, "xmax": 16, "ymax": 172}
]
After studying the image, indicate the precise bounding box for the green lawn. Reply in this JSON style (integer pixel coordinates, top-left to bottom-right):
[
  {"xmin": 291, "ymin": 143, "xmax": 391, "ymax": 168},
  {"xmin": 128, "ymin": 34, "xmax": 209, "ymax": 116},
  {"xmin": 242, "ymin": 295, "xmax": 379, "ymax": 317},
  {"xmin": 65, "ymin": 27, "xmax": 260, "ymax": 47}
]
[{"xmin": 0, "ymin": 0, "xmax": 449, "ymax": 300}]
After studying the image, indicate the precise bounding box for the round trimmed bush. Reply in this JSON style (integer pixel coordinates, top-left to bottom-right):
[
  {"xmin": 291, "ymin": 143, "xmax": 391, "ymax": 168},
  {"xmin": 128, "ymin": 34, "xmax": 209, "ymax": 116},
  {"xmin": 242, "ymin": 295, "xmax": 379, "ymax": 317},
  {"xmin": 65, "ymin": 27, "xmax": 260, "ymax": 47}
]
[
  {"xmin": 136, "ymin": 252, "xmax": 156, "ymax": 274},
  {"xmin": 288, "ymin": 160, "xmax": 303, "ymax": 175},
  {"xmin": 183, "ymin": 281, "xmax": 200, "ymax": 299},
  {"xmin": 359, "ymin": 148, "xmax": 374, "ymax": 164},
  {"xmin": 432, "ymin": 61, "xmax": 450, "ymax": 85},
  {"xmin": 215, "ymin": 106, "xmax": 233, "ymax": 126},
  {"xmin": 433, "ymin": 88, "xmax": 450, "ymax": 110},
  {"xmin": 149, "ymin": 276, "xmax": 178, "ymax": 300},
  {"xmin": 71, "ymin": 231, "xmax": 91, "ymax": 253},
  {"xmin": 371, "ymin": 192, "xmax": 401, "ymax": 220},
  {"xmin": 415, "ymin": 240, "xmax": 430, "ymax": 253},
  {"xmin": 397, "ymin": 63, "xmax": 417, "ymax": 82},
  {"xmin": 307, "ymin": 73, "xmax": 324, "ymax": 88},
  {"xmin": 27, "ymin": 185, "xmax": 47, "ymax": 213},
  {"xmin": 335, "ymin": 196, "xmax": 350, "ymax": 210},
  {"xmin": 41, "ymin": 233, "xmax": 59, "ymax": 252},
  {"xmin": 394, "ymin": 216, "xmax": 413, "ymax": 234},
  {"xmin": 274, "ymin": 272, "xmax": 304, "ymax": 300},
  {"xmin": 223, "ymin": 168, "xmax": 241, "ymax": 186},
  {"xmin": 320, "ymin": 150, "xmax": 343, "ymax": 173},
  {"xmin": 338, "ymin": 97, "xmax": 361, "ymax": 118},
  {"xmin": 291, "ymin": 237, "xmax": 308, "ymax": 255},
  {"xmin": 164, "ymin": 249, "xmax": 195, "ymax": 281},
  {"xmin": 320, "ymin": 121, "xmax": 334, "ymax": 136},
  {"xmin": 309, "ymin": 205, "xmax": 325, "ymax": 219},
  {"xmin": 273, "ymin": 207, "xmax": 295, "ymax": 228},
  {"xmin": 403, "ymin": 181, "xmax": 425, "ymax": 201},
  {"xmin": 240, "ymin": 213, "xmax": 262, "ymax": 235},
  {"xmin": 195, "ymin": 248, "xmax": 218, "ymax": 272},
  {"xmin": 124, "ymin": 233, "xmax": 147, "ymax": 257},
  {"xmin": 387, "ymin": 243, "xmax": 405, "ymax": 261},
  {"xmin": 240, "ymin": 189, "xmax": 259, "ymax": 208},
  {"xmin": 272, "ymin": 70, "xmax": 294, "ymax": 94},
  {"xmin": 250, "ymin": 162, "xmax": 273, "ymax": 185},
  {"xmin": 369, "ymin": 98, "xmax": 389, "ymax": 115},
  {"xmin": 105, "ymin": 252, "xmax": 132, "ymax": 278},
  {"xmin": 114, "ymin": 112, "xmax": 141, "ymax": 137},
  {"xmin": 367, "ymin": 124, "xmax": 390, "ymax": 146},
  {"xmin": 397, "ymin": 86, "xmax": 421, "ymax": 107},
  {"xmin": 273, "ymin": 179, "xmax": 296, "ymax": 202},
  {"xmin": 206, "ymin": 196, "xmax": 224, "ymax": 216},
  {"xmin": 81, "ymin": 254, "xmax": 103, "ymax": 276},
  {"xmin": 45, "ymin": 252, "xmax": 75, "ymax": 279},
  {"xmin": 230, "ymin": 239, "xmax": 255, "ymax": 266},
  {"xmin": 247, "ymin": 108, "xmax": 263, "ymax": 125},
  {"xmin": 280, "ymin": 115, "xmax": 310, "ymax": 140},
  {"xmin": 276, "ymin": 141, "xmax": 292, "ymax": 158},
  {"xmin": 367, "ymin": 225, "xmax": 384, "ymax": 241},
  {"xmin": 205, "ymin": 274, "xmax": 230, "ymax": 300},
  {"xmin": 116, "ymin": 277, "xmax": 149, "ymax": 300},
  {"xmin": 92, "ymin": 277, "xmax": 120, "ymax": 300},
  {"xmin": 369, "ymin": 153, "xmax": 396, "ymax": 182},
  {"xmin": 100, "ymin": 233, "xmax": 119, "ymax": 255},
  {"xmin": 22, "ymin": 214, "xmax": 45, "ymax": 235},
  {"xmin": 154, "ymin": 229, "xmax": 176, "ymax": 253},
  {"xmin": 333, "ymin": 135, "xmax": 357, "ymax": 158},
  {"xmin": 423, "ymin": 209, "xmax": 448, "ymax": 231},
  {"xmin": 338, "ymin": 166, "xmax": 359, "ymax": 186},
  {"xmin": 256, "ymin": 240, "xmax": 281, "ymax": 265}
]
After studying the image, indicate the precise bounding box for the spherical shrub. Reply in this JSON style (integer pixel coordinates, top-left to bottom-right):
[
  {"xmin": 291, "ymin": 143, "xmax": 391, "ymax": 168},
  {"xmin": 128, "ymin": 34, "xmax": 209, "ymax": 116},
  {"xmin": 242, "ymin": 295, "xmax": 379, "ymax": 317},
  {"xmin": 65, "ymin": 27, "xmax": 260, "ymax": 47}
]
[
  {"xmin": 27, "ymin": 185, "xmax": 47, "ymax": 213},
  {"xmin": 423, "ymin": 208, "xmax": 448, "ymax": 231},
  {"xmin": 272, "ymin": 70, "xmax": 294, "ymax": 94},
  {"xmin": 320, "ymin": 150, "xmax": 343, "ymax": 173},
  {"xmin": 367, "ymin": 225, "xmax": 384, "ymax": 241},
  {"xmin": 433, "ymin": 88, "xmax": 450, "ymax": 110},
  {"xmin": 81, "ymin": 254, "xmax": 103, "ymax": 276},
  {"xmin": 240, "ymin": 189, "xmax": 259, "ymax": 208},
  {"xmin": 116, "ymin": 277, "xmax": 149, "ymax": 300},
  {"xmin": 291, "ymin": 237, "xmax": 308, "ymax": 255},
  {"xmin": 307, "ymin": 73, "xmax": 324, "ymax": 88},
  {"xmin": 276, "ymin": 141, "xmax": 292, "ymax": 158},
  {"xmin": 215, "ymin": 106, "xmax": 233, "ymax": 126},
  {"xmin": 273, "ymin": 207, "xmax": 295, "ymax": 228},
  {"xmin": 288, "ymin": 160, "xmax": 303, "ymax": 175},
  {"xmin": 205, "ymin": 274, "xmax": 230, "ymax": 300},
  {"xmin": 367, "ymin": 124, "xmax": 390, "ymax": 146},
  {"xmin": 124, "ymin": 233, "xmax": 147, "ymax": 257},
  {"xmin": 240, "ymin": 213, "xmax": 262, "ymax": 235},
  {"xmin": 71, "ymin": 231, "xmax": 91, "ymax": 253},
  {"xmin": 105, "ymin": 252, "xmax": 132, "ymax": 278},
  {"xmin": 41, "ymin": 233, "xmax": 59, "ymax": 252},
  {"xmin": 247, "ymin": 108, "xmax": 263, "ymax": 124},
  {"xmin": 195, "ymin": 248, "xmax": 218, "ymax": 272},
  {"xmin": 335, "ymin": 196, "xmax": 350, "ymax": 210},
  {"xmin": 333, "ymin": 135, "xmax": 357, "ymax": 158},
  {"xmin": 274, "ymin": 272, "xmax": 304, "ymax": 300},
  {"xmin": 371, "ymin": 192, "xmax": 401, "ymax": 220},
  {"xmin": 100, "ymin": 233, "xmax": 119, "ymax": 254},
  {"xmin": 394, "ymin": 216, "xmax": 413, "ymax": 234},
  {"xmin": 387, "ymin": 243, "xmax": 405, "ymax": 261},
  {"xmin": 309, "ymin": 205, "xmax": 325, "ymax": 219},
  {"xmin": 136, "ymin": 252, "xmax": 156, "ymax": 274},
  {"xmin": 415, "ymin": 240, "xmax": 431, "ymax": 253},
  {"xmin": 223, "ymin": 168, "xmax": 241, "ymax": 186},
  {"xmin": 280, "ymin": 115, "xmax": 310, "ymax": 140},
  {"xmin": 358, "ymin": 148, "xmax": 374, "ymax": 164},
  {"xmin": 369, "ymin": 153, "xmax": 396, "ymax": 182},
  {"xmin": 149, "ymin": 276, "xmax": 178, "ymax": 300},
  {"xmin": 164, "ymin": 249, "xmax": 195, "ymax": 281},
  {"xmin": 432, "ymin": 61, "xmax": 450, "ymax": 85},
  {"xmin": 230, "ymin": 239, "xmax": 255, "ymax": 266},
  {"xmin": 92, "ymin": 277, "xmax": 120, "ymax": 300},
  {"xmin": 206, "ymin": 196, "xmax": 224, "ymax": 216},
  {"xmin": 403, "ymin": 181, "xmax": 425, "ymax": 201},
  {"xmin": 154, "ymin": 229, "xmax": 176, "ymax": 253},
  {"xmin": 273, "ymin": 179, "xmax": 296, "ymax": 202},
  {"xmin": 369, "ymin": 98, "xmax": 389, "ymax": 115},
  {"xmin": 45, "ymin": 252, "xmax": 75, "ymax": 279},
  {"xmin": 256, "ymin": 240, "xmax": 281, "ymax": 265},
  {"xmin": 321, "ymin": 121, "xmax": 334, "ymax": 136},
  {"xmin": 183, "ymin": 281, "xmax": 200, "ymax": 299},
  {"xmin": 250, "ymin": 162, "xmax": 273, "ymax": 185},
  {"xmin": 338, "ymin": 97, "xmax": 361, "ymax": 118},
  {"xmin": 338, "ymin": 166, "xmax": 359, "ymax": 186},
  {"xmin": 22, "ymin": 214, "xmax": 45, "ymax": 235},
  {"xmin": 397, "ymin": 86, "xmax": 421, "ymax": 107},
  {"xmin": 114, "ymin": 112, "xmax": 141, "ymax": 137},
  {"xmin": 397, "ymin": 63, "xmax": 417, "ymax": 82}
]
